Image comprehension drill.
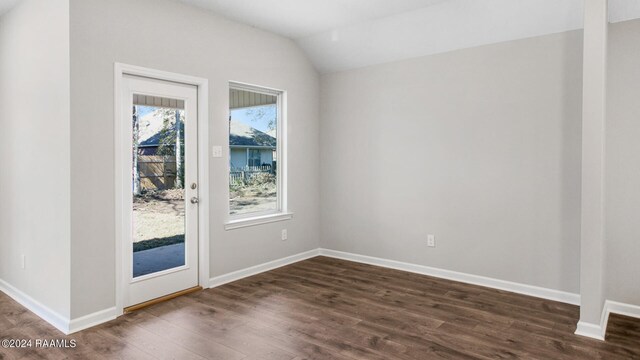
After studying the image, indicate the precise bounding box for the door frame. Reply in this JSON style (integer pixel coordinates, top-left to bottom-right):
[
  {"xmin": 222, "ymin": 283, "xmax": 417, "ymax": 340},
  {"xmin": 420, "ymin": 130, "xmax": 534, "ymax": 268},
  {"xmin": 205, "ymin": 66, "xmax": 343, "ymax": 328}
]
[{"xmin": 114, "ymin": 63, "xmax": 210, "ymax": 315}]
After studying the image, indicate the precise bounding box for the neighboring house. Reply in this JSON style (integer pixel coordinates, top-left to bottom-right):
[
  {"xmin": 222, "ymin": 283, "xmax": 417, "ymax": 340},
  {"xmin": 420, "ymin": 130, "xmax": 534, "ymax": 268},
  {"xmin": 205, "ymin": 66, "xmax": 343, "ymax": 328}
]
[
  {"xmin": 230, "ymin": 119, "xmax": 276, "ymax": 169},
  {"xmin": 137, "ymin": 112, "xmax": 276, "ymax": 170},
  {"xmin": 138, "ymin": 136, "xmax": 162, "ymax": 155},
  {"xmin": 137, "ymin": 110, "xmax": 168, "ymax": 155},
  {"xmin": 133, "ymin": 109, "xmax": 182, "ymax": 190}
]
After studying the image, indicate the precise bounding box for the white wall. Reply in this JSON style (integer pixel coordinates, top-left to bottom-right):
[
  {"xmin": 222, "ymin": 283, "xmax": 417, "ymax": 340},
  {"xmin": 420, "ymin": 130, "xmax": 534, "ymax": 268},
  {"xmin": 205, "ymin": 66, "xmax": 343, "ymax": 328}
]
[
  {"xmin": 0, "ymin": 0, "xmax": 634, "ymax": 328},
  {"xmin": 605, "ymin": 18, "xmax": 640, "ymax": 307},
  {"xmin": 69, "ymin": 0, "xmax": 320, "ymax": 318},
  {"xmin": 320, "ymin": 30, "xmax": 583, "ymax": 294},
  {"xmin": 0, "ymin": 0, "xmax": 71, "ymax": 318}
]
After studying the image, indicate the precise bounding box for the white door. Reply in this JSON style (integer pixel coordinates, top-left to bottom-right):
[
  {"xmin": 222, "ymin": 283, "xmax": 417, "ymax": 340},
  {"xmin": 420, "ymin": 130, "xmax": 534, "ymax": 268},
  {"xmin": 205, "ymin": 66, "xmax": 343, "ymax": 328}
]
[{"xmin": 121, "ymin": 75, "xmax": 199, "ymax": 307}]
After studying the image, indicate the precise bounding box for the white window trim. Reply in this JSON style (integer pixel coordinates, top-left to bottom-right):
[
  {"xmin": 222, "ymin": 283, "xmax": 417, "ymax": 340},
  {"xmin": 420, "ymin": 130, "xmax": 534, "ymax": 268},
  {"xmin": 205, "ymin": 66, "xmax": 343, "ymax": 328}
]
[
  {"xmin": 225, "ymin": 212, "xmax": 293, "ymax": 230},
  {"xmin": 226, "ymin": 82, "xmax": 290, "ymax": 230}
]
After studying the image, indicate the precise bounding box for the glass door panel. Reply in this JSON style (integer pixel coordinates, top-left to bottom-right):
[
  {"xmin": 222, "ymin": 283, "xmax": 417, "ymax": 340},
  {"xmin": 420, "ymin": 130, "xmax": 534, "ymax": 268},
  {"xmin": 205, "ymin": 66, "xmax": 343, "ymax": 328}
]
[{"xmin": 131, "ymin": 97, "xmax": 186, "ymax": 278}]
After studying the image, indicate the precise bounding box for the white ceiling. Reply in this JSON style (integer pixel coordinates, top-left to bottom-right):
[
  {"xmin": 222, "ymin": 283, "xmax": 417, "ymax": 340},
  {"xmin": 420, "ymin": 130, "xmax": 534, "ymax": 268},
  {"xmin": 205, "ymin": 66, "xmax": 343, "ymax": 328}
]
[
  {"xmin": 2, "ymin": 0, "xmax": 639, "ymax": 73},
  {"xmin": 182, "ymin": 0, "xmax": 640, "ymax": 73},
  {"xmin": 299, "ymin": 0, "xmax": 591, "ymax": 73},
  {"xmin": 179, "ymin": 0, "xmax": 448, "ymax": 39},
  {"xmin": 0, "ymin": 0, "xmax": 19, "ymax": 16}
]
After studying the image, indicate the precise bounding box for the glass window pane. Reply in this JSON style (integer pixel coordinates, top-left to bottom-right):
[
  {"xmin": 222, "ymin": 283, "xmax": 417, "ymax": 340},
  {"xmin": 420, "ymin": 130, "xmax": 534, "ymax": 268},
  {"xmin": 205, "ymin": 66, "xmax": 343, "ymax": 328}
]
[
  {"xmin": 132, "ymin": 101, "xmax": 186, "ymax": 277},
  {"xmin": 229, "ymin": 87, "xmax": 278, "ymax": 216}
]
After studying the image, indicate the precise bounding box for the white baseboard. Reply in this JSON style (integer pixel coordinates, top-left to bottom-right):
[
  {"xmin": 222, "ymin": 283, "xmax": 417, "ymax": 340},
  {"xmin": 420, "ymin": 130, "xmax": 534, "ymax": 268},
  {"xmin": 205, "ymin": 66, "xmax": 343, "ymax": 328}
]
[
  {"xmin": 209, "ymin": 249, "xmax": 321, "ymax": 288},
  {"xmin": 576, "ymin": 300, "xmax": 640, "ymax": 341},
  {"xmin": 0, "ymin": 278, "xmax": 70, "ymax": 334},
  {"xmin": 575, "ymin": 321, "xmax": 605, "ymax": 340},
  {"xmin": 605, "ymin": 300, "xmax": 640, "ymax": 321},
  {"xmin": 318, "ymin": 248, "xmax": 581, "ymax": 305},
  {"xmin": 208, "ymin": 248, "xmax": 580, "ymax": 306},
  {"xmin": 5, "ymin": 247, "xmax": 639, "ymax": 339},
  {"xmin": 68, "ymin": 307, "xmax": 118, "ymax": 334},
  {"xmin": 599, "ymin": 300, "xmax": 640, "ymax": 339},
  {"xmin": 0, "ymin": 278, "xmax": 119, "ymax": 335}
]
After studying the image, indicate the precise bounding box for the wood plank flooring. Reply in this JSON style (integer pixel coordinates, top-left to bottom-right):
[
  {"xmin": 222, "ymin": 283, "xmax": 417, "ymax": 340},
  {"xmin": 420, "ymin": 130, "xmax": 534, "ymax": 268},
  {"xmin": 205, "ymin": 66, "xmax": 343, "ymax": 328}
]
[{"xmin": 1, "ymin": 256, "xmax": 639, "ymax": 359}]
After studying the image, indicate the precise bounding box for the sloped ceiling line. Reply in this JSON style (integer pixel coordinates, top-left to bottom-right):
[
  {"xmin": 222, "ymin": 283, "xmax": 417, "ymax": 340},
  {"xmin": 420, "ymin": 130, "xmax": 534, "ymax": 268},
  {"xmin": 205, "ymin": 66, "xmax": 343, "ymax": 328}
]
[{"xmin": 179, "ymin": 0, "xmax": 640, "ymax": 73}]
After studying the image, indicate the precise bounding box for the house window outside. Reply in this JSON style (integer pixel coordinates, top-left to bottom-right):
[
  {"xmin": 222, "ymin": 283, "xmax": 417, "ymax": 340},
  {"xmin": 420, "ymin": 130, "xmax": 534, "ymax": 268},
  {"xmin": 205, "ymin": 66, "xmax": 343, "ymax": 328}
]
[
  {"xmin": 248, "ymin": 149, "xmax": 261, "ymax": 167},
  {"xmin": 229, "ymin": 83, "xmax": 285, "ymax": 218}
]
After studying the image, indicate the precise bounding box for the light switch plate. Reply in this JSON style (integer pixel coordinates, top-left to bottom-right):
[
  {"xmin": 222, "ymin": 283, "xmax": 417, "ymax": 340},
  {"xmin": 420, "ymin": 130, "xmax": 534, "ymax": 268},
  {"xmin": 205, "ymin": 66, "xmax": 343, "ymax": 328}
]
[{"xmin": 211, "ymin": 146, "xmax": 222, "ymax": 158}]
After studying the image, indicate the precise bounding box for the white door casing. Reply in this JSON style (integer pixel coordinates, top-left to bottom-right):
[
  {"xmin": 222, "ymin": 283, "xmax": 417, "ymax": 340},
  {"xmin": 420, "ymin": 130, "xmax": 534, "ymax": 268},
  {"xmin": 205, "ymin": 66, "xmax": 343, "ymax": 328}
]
[{"xmin": 115, "ymin": 63, "xmax": 209, "ymax": 313}]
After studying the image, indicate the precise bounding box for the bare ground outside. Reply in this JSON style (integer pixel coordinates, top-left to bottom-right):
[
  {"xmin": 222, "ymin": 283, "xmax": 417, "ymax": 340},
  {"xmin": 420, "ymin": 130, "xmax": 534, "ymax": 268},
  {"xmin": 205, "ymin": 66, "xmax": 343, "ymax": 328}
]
[
  {"xmin": 132, "ymin": 180, "xmax": 277, "ymax": 252},
  {"xmin": 133, "ymin": 189, "xmax": 185, "ymax": 251},
  {"xmin": 230, "ymin": 182, "xmax": 277, "ymax": 215}
]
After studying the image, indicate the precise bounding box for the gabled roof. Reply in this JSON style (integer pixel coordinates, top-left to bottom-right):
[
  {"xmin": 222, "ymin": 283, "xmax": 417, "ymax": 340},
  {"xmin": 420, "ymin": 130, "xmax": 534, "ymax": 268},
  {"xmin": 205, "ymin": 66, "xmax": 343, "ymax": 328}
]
[
  {"xmin": 230, "ymin": 120, "xmax": 276, "ymax": 148},
  {"xmin": 136, "ymin": 113, "xmax": 276, "ymax": 148}
]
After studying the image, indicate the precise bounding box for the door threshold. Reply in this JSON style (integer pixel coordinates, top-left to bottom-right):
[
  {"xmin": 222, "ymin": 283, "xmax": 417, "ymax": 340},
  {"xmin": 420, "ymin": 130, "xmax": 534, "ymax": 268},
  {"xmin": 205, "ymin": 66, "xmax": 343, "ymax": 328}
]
[{"xmin": 124, "ymin": 286, "xmax": 202, "ymax": 313}]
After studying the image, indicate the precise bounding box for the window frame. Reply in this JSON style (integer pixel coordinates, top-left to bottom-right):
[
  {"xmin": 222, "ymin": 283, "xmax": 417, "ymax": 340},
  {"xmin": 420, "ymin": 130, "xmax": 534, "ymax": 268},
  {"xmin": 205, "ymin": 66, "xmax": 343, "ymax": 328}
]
[
  {"xmin": 247, "ymin": 148, "xmax": 261, "ymax": 167},
  {"xmin": 225, "ymin": 82, "xmax": 290, "ymax": 230}
]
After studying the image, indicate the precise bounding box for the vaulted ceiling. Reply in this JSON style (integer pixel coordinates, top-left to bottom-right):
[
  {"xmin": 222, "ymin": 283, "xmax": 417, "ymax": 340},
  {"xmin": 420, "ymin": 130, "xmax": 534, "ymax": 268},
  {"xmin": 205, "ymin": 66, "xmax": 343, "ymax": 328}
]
[
  {"xmin": 2, "ymin": 0, "xmax": 639, "ymax": 73},
  {"xmin": 180, "ymin": 0, "xmax": 640, "ymax": 73}
]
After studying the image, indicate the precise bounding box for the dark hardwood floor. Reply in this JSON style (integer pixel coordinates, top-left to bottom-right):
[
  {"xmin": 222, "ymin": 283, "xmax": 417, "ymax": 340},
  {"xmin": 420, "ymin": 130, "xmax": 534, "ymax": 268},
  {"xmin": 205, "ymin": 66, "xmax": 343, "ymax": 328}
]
[{"xmin": 1, "ymin": 256, "xmax": 639, "ymax": 359}]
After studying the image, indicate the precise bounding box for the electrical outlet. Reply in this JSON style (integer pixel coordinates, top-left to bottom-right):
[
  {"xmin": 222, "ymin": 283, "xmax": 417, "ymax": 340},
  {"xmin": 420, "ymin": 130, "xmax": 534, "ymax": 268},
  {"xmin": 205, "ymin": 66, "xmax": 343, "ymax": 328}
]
[
  {"xmin": 281, "ymin": 229, "xmax": 288, "ymax": 241},
  {"xmin": 21, "ymin": 255, "xmax": 25, "ymax": 269},
  {"xmin": 211, "ymin": 146, "xmax": 222, "ymax": 158},
  {"xmin": 427, "ymin": 234, "xmax": 435, "ymax": 247}
]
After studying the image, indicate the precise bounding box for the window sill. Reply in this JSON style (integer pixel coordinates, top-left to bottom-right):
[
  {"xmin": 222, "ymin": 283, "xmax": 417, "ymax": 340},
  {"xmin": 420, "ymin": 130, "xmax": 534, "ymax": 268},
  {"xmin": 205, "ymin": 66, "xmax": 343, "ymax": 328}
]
[{"xmin": 224, "ymin": 212, "xmax": 293, "ymax": 231}]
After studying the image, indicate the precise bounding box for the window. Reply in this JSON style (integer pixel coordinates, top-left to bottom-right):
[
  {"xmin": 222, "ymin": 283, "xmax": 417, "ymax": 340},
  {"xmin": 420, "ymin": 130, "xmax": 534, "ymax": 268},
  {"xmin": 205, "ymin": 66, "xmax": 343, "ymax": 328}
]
[
  {"xmin": 248, "ymin": 149, "xmax": 261, "ymax": 167},
  {"xmin": 228, "ymin": 83, "xmax": 287, "ymax": 223}
]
